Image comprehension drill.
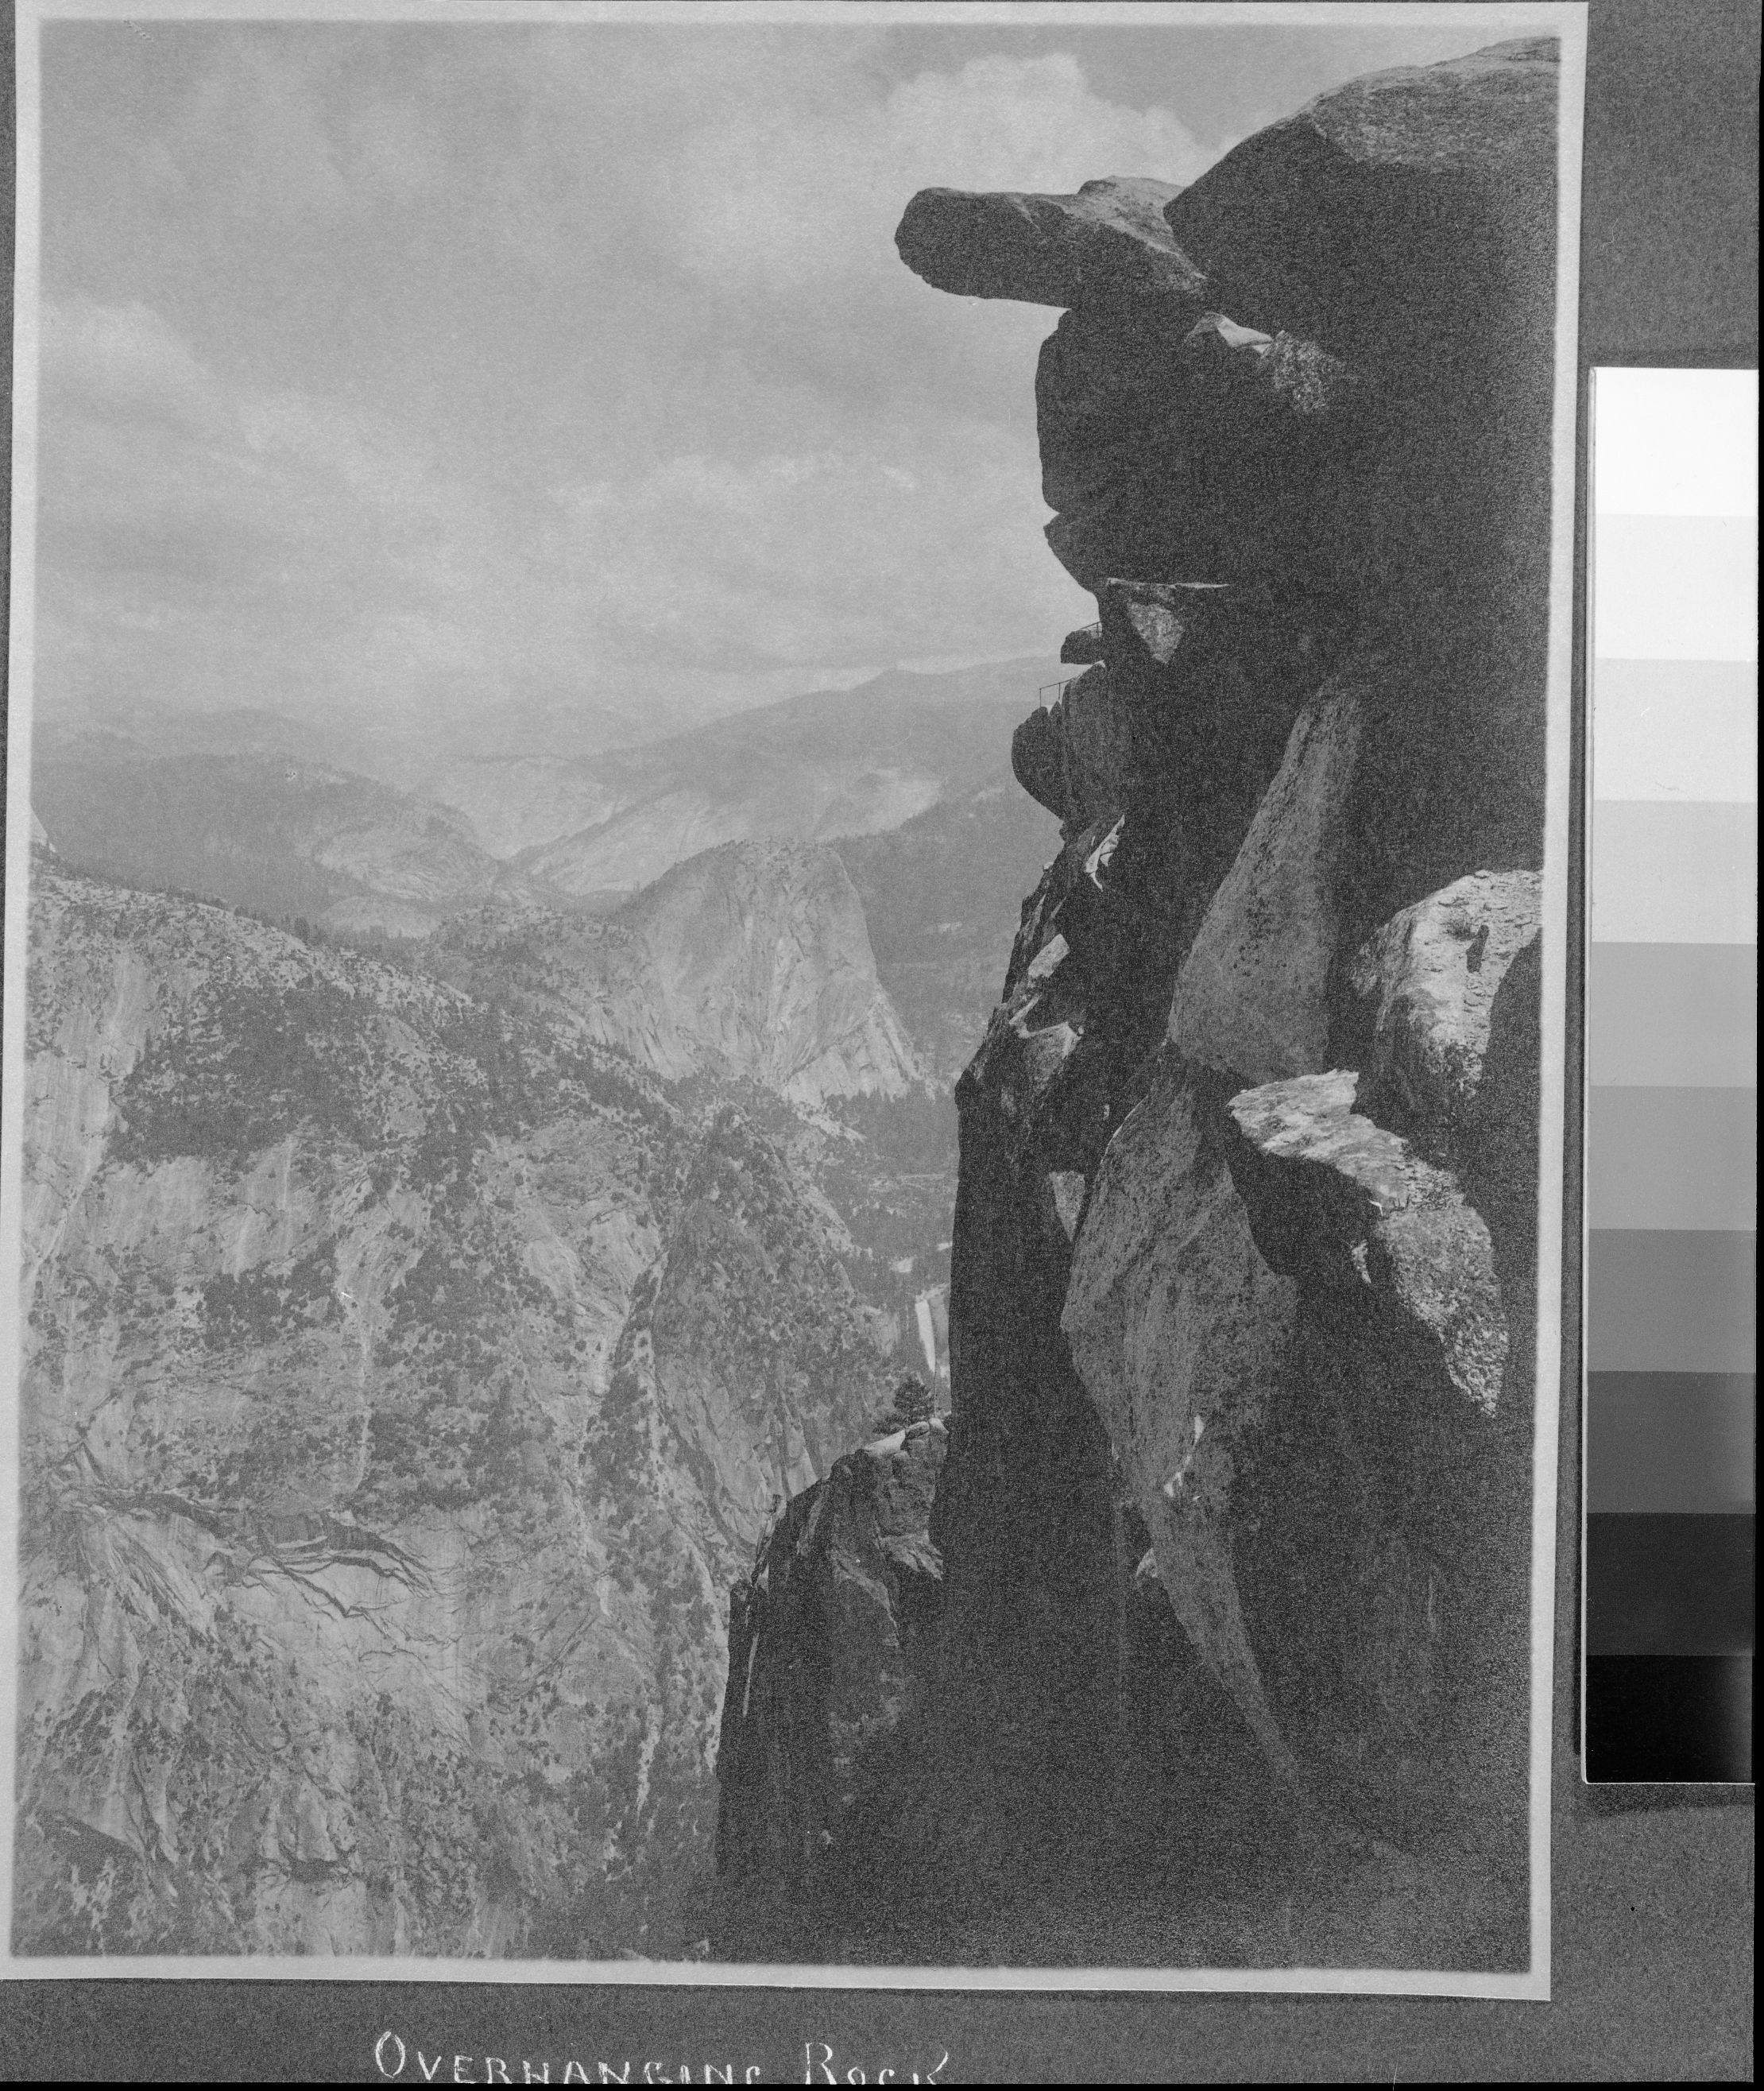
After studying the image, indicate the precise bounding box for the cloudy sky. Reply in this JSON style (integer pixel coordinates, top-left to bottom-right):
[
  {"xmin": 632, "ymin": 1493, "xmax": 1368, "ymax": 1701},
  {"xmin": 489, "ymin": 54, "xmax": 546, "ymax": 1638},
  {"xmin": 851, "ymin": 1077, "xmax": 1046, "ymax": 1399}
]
[{"xmin": 32, "ymin": 7, "xmax": 1495, "ymax": 748}]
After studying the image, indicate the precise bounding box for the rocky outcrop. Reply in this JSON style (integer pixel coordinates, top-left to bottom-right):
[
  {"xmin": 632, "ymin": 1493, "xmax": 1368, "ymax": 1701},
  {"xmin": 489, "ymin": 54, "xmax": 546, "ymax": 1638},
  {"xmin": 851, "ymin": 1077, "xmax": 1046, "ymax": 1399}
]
[
  {"xmin": 715, "ymin": 1422, "xmax": 946, "ymax": 1881},
  {"xmin": 976, "ymin": 38, "xmax": 1557, "ymax": 906},
  {"xmin": 713, "ymin": 37, "xmax": 1557, "ymax": 1958}
]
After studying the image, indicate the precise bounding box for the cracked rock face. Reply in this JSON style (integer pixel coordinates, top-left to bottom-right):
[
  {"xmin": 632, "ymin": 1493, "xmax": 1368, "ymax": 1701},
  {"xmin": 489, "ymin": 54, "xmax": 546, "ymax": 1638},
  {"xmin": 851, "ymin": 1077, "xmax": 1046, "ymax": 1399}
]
[{"xmin": 1062, "ymin": 1058, "xmax": 1301, "ymax": 1785}]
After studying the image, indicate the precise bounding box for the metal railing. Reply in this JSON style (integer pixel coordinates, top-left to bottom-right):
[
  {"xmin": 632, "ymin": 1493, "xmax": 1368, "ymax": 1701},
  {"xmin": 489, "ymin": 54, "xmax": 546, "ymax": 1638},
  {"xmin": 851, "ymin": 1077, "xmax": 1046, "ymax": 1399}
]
[{"xmin": 1037, "ymin": 679, "xmax": 1074, "ymax": 711}]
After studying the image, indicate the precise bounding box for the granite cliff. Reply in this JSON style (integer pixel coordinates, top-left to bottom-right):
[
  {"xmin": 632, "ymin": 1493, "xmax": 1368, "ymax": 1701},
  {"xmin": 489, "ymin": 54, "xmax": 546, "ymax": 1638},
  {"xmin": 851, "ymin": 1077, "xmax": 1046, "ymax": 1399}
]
[
  {"xmin": 438, "ymin": 842, "xmax": 922, "ymax": 1108},
  {"xmin": 13, "ymin": 856, "xmax": 911, "ymax": 1955},
  {"xmin": 715, "ymin": 38, "xmax": 1556, "ymax": 1969}
]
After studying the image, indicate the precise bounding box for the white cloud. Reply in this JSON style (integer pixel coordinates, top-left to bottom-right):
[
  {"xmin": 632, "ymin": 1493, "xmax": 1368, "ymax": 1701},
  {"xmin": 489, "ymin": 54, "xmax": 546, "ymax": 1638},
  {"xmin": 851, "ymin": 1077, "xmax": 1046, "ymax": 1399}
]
[
  {"xmin": 663, "ymin": 52, "xmax": 1211, "ymax": 293},
  {"xmin": 36, "ymin": 296, "xmax": 512, "ymax": 719},
  {"xmin": 41, "ymin": 296, "xmax": 234, "ymax": 439},
  {"xmin": 151, "ymin": 31, "xmax": 358, "ymax": 225},
  {"xmin": 33, "ymin": 32, "xmax": 1207, "ymax": 741},
  {"xmin": 558, "ymin": 423, "xmax": 1087, "ymax": 673}
]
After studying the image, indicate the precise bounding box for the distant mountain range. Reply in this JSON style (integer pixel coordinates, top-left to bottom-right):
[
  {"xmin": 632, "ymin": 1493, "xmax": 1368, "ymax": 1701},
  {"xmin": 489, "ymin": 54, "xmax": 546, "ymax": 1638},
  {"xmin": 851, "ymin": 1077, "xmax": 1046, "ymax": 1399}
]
[
  {"xmin": 34, "ymin": 652, "xmax": 1062, "ymax": 1087},
  {"xmin": 480, "ymin": 656, "xmax": 1056, "ymax": 890},
  {"xmin": 33, "ymin": 654, "xmax": 1055, "ymax": 916}
]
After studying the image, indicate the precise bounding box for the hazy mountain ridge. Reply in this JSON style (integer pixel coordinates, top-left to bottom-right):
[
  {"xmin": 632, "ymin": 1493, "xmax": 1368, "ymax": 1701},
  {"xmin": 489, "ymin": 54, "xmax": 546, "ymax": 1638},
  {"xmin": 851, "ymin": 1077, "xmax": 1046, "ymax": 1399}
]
[
  {"xmin": 31, "ymin": 736, "xmax": 513, "ymax": 939},
  {"xmin": 31, "ymin": 656, "xmax": 1059, "ymax": 951},
  {"xmin": 487, "ymin": 659, "xmax": 1058, "ymax": 890},
  {"xmin": 36, "ymin": 678, "xmax": 731, "ymax": 783}
]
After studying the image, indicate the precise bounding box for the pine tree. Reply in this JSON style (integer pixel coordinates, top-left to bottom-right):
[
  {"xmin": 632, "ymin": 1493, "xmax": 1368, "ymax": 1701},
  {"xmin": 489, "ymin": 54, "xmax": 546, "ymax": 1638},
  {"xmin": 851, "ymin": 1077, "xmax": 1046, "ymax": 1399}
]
[{"xmin": 871, "ymin": 1370, "xmax": 934, "ymax": 1437}]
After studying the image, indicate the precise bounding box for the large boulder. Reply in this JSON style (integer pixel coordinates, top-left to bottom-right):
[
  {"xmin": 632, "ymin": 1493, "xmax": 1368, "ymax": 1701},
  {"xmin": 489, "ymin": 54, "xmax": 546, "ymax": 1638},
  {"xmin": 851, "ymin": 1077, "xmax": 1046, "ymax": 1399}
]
[
  {"xmin": 896, "ymin": 177, "xmax": 1200, "ymax": 308},
  {"xmin": 1059, "ymin": 666, "xmax": 1138, "ymax": 832},
  {"xmin": 1009, "ymin": 665, "xmax": 1141, "ymax": 835},
  {"xmin": 1168, "ymin": 683, "xmax": 1364, "ymax": 1085},
  {"xmin": 1349, "ymin": 869, "xmax": 1543, "ymax": 1159},
  {"xmin": 1217, "ymin": 1063, "xmax": 1526, "ymax": 1842},
  {"xmin": 1225, "ymin": 1069, "xmax": 1507, "ymax": 1419},
  {"xmin": 1010, "ymin": 706, "xmax": 1069, "ymax": 823},
  {"xmin": 1164, "ymin": 36, "xmax": 1561, "ymax": 900},
  {"xmin": 1166, "ymin": 39, "xmax": 1561, "ymax": 357}
]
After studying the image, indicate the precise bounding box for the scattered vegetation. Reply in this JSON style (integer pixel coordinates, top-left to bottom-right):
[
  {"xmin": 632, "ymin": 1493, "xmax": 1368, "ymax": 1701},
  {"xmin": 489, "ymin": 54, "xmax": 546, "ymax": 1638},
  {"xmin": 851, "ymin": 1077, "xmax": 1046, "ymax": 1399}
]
[
  {"xmin": 201, "ymin": 1242, "xmax": 342, "ymax": 1351},
  {"xmin": 110, "ymin": 978, "xmax": 384, "ymax": 1169}
]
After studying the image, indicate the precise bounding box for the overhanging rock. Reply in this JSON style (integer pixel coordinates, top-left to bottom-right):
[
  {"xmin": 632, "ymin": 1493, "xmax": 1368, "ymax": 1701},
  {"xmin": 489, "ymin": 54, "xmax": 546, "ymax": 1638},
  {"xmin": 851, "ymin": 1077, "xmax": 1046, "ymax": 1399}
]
[{"xmin": 896, "ymin": 177, "xmax": 1202, "ymax": 309}]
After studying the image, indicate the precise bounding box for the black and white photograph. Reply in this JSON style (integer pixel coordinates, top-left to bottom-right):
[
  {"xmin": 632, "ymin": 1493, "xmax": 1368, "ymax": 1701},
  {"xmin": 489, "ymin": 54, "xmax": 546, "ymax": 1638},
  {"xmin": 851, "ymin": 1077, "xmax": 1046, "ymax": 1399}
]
[{"xmin": 2, "ymin": 0, "xmax": 1584, "ymax": 1992}]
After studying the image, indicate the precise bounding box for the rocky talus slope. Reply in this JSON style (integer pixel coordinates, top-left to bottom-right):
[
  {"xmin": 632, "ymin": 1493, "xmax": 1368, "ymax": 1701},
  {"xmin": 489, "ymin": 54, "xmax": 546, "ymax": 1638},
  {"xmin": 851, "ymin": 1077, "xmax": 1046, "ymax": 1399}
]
[
  {"xmin": 715, "ymin": 38, "xmax": 1557, "ymax": 1969},
  {"xmin": 12, "ymin": 858, "xmax": 899, "ymax": 1955}
]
